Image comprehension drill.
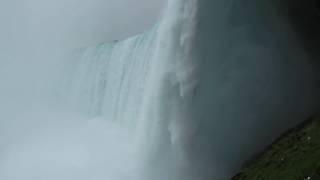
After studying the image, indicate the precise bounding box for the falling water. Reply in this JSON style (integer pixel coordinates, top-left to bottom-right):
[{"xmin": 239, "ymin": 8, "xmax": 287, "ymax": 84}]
[{"xmin": 0, "ymin": 0, "xmax": 319, "ymax": 180}]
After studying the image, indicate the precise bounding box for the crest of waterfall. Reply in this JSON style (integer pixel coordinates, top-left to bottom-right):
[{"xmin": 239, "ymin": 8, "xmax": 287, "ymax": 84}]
[
  {"xmin": 1, "ymin": 0, "xmax": 319, "ymax": 180},
  {"xmin": 66, "ymin": 29, "xmax": 157, "ymax": 123},
  {"xmin": 63, "ymin": 0, "xmax": 320, "ymax": 179},
  {"xmin": 62, "ymin": 1, "xmax": 201, "ymax": 179}
]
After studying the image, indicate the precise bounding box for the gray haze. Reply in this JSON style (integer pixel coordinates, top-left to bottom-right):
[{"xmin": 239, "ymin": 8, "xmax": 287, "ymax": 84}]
[
  {"xmin": 0, "ymin": 1, "xmax": 165, "ymax": 180},
  {"xmin": 1, "ymin": 0, "xmax": 319, "ymax": 180},
  {"xmin": 0, "ymin": 0, "xmax": 164, "ymax": 50}
]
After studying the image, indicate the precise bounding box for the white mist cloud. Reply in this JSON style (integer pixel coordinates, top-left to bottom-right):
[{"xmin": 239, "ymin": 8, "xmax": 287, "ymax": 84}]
[
  {"xmin": 0, "ymin": 1, "xmax": 165, "ymax": 180},
  {"xmin": 0, "ymin": 114, "xmax": 141, "ymax": 180},
  {"xmin": 0, "ymin": 0, "xmax": 164, "ymax": 49}
]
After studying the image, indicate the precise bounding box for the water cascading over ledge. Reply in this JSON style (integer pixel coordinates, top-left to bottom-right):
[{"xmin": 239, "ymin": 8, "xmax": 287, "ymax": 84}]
[{"xmin": 65, "ymin": 0, "xmax": 320, "ymax": 179}]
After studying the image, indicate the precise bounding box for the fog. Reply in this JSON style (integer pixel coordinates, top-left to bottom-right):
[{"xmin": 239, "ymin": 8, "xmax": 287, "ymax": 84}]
[
  {"xmin": 0, "ymin": 0, "xmax": 164, "ymax": 49},
  {"xmin": 0, "ymin": 0, "xmax": 164, "ymax": 180},
  {"xmin": 0, "ymin": 111, "xmax": 141, "ymax": 179},
  {"xmin": 1, "ymin": 0, "xmax": 320, "ymax": 180}
]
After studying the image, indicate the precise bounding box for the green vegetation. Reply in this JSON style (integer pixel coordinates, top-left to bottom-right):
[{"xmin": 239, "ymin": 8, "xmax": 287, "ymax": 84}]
[{"xmin": 232, "ymin": 116, "xmax": 320, "ymax": 180}]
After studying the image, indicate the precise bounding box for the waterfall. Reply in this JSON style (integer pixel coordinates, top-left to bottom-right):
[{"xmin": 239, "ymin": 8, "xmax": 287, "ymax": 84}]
[
  {"xmin": 63, "ymin": 1, "xmax": 201, "ymax": 179},
  {"xmin": 0, "ymin": 0, "xmax": 319, "ymax": 180},
  {"xmin": 64, "ymin": 0, "xmax": 319, "ymax": 179},
  {"xmin": 66, "ymin": 28, "xmax": 157, "ymax": 122},
  {"xmin": 66, "ymin": 0, "xmax": 319, "ymax": 179}
]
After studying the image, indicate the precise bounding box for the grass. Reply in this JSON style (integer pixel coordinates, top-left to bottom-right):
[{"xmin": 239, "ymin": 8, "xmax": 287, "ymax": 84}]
[{"xmin": 232, "ymin": 116, "xmax": 320, "ymax": 180}]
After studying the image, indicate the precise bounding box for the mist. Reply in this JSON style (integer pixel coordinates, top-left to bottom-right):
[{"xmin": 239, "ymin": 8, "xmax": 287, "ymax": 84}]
[
  {"xmin": 0, "ymin": 0, "xmax": 164, "ymax": 180},
  {"xmin": 0, "ymin": 0, "xmax": 164, "ymax": 48},
  {"xmin": 1, "ymin": 0, "xmax": 320, "ymax": 180}
]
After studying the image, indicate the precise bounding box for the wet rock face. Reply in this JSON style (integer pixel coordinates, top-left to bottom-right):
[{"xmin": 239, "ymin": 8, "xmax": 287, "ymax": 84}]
[
  {"xmin": 280, "ymin": 0, "xmax": 320, "ymax": 88},
  {"xmin": 281, "ymin": 0, "xmax": 320, "ymax": 59},
  {"xmin": 315, "ymin": 0, "xmax": 320, "ymax": 13}
]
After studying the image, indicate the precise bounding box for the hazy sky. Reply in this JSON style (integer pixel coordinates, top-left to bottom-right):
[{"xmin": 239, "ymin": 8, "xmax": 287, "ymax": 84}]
[{"xmin": 0, "ymin": 0, "xmax": 165, "ymax": 49}]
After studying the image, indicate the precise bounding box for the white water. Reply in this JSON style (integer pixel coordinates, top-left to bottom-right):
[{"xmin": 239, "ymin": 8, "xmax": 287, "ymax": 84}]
[{"xmin": 0, "ymin": 0, "xmax": 319, "ymax": 180}]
